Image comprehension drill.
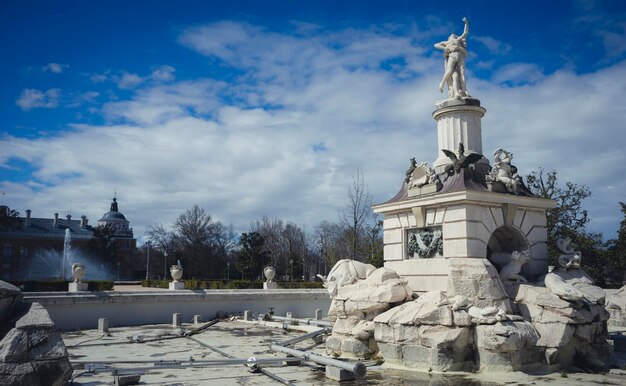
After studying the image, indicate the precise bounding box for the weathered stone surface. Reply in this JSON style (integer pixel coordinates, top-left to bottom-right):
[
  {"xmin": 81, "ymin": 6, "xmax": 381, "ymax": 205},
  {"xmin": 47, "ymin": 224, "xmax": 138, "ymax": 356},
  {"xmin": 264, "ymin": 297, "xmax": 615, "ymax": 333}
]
[
  {"xmin": 545, "ymin": 268, "xmax": 605, "ymax": 305},
  {"xmin": 340, "ymin": 337, "xmax": 371, "ymax": 357},
  {"xmin": 350, "ymin": 321, "xmax": 375, "ymax": 341},
  {"xmin": 418, "ymin": 325, "xmax": 471, "ymax": 349},
  {"xmin": 475, "ymin": 321, "xmax": 539, "ymax": 352},
  {"xmin": 534, "ymin": 322, "xmax": 575, "ymax": 348},
  {"xmin": 0, "ymin": 281, "xmax": 22, "ymax": 322},
  {"xmin": 453, "ymin": 310, "xmax": 472, "ymax": 326},
  {"xmin": 447, "ymin": 258, "xmax": 512, "ymax": 311},
  {"xmin": 607, "ymin": 285, "xmax": 626, "ymax": 327},
  {"xmin": 0, "ymin": 282, "xmax": 72, "ymax": 386}
]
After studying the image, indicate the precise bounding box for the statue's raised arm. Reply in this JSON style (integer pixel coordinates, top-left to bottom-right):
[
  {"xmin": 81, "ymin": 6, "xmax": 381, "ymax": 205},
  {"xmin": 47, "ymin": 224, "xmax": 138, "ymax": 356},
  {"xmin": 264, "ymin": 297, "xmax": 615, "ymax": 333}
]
[
  {"xmin": 436, "ymin": 17, "xmax": 470, "ymax": 100},
  {"xmin": 459, "ymin": 17, "xmax": 469, "ymax": 40}
]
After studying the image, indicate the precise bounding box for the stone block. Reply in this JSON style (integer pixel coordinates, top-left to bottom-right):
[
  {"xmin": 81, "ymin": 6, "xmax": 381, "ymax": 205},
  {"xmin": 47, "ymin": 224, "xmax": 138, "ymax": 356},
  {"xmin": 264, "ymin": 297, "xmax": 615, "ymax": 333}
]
[
  {"xmin": 520, "ymin": 211, "xmax": 547, "ymax": 236},
  {"xmin": 172, "ymin": 313, "xmax": 182, "ymax": 327},
  {"xmin": 242, "ymin": 311, "xmax": 252, "ymax": 321},
  {"xmin": 326, "ymin": 366, "xmax": 357, "ymax": 381},
  {"xmin": 425, "ymin": 209, "xmax": 436, "ymax": 225},
  {"xmin": 394, "ymin": 324, "xmax": 420, "ymax": 344},
  {"xmin": 444, "ymin": 206, "xmax": 468, "ymax": 222},
  {"xmin": 453, "ymin": 310, "xmax": 472, "ymax": 326},
  {"xmin": 325, "ymin": 336, "xmax": 341, "ymax": 357},
  {"xmin": 350, "ymin": 321, "xmax": 375, "ymax": 340},
  {"xmin": 374, "ymin": 322, "xmax": 396, "ymax": 343},
  {"xmin": 480, "ymin": 206, "xmax": 498, "ymax": 233},
  {"xmin": 383, "ymin": 243, "xmax": 404, "ymax": 262},
  {"xmin": 169, "ymin": 282, "xmax": 184, "ymax": 290},
  {"xmin": 377, "ymin": 342, "xmax": 402, "ymax": 362},
  {"xmin": 263, "ymin": 281, "xmax": 277, "ymax": 289},
  {"xmin": 418, "ymin": 325, "xmax": 471, "ymax": 349},
  {"xmin": 526, "ymin": 226, "xmax": 548, "ymax": 243},
  {"xmin": 383, "ymin": 216, "xmax": 401, "ymax": 230},
  {"xmin": 384, "ymin": 228, "xmax": 403, "ymax": 244},
  {"xmin": 98, "ymin": 318, "xmax": 109, "ymax": 333},
  {"xmin": 315, "ymin": 309, "xmax": 323, "ymax": 320},
  {"xmin": 15, "ymin": 303, "xmax": 55, "ymax": 330},
  {"xmin": 475, "ymin": 321, "xmax": 539, "ymax": 352},
  {"xmin": 534, "ymin": 322, "xmax": 574, "ymax": 348},
  {"xmin": 489, "ymin": 207, "xmax": 505, "ymax": 229},
  {"xmin": 340, "ymin": 337, "xmax": 375, "ymax": 358},
  {"xmin": 68, "ymin": 282, "xmax": 88, "ymax": 292}
]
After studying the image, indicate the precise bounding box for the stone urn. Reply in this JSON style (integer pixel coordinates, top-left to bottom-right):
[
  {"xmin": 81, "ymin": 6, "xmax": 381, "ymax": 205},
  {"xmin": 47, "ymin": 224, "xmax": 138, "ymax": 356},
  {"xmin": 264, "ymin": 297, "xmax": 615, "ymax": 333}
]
[
  {"xmin": 263, "ymin": 266, "xmax": 276, "ymax": 282},
  {"xmin": 170, "ymin": 260, "xmax": 183, "ymax": 282},
  {"xmin": 71, "ymin": 263, "xmax": 85, "ymax": 283}
]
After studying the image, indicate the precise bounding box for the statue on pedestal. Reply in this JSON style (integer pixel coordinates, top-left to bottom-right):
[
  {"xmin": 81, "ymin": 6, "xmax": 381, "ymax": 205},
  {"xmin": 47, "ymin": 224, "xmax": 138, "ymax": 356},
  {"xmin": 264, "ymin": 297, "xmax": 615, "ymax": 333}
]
[{"xmin": 435, "ymin": 17, "xmax": 470, "ymax": 100}]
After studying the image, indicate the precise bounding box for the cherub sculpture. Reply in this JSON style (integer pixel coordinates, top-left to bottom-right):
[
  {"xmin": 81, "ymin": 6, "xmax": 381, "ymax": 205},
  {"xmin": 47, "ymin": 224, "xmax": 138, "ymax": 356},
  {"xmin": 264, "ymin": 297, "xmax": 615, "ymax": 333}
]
[{"xmin": 486, "ymin": 148, "xmax": 522, "ymax": 194}]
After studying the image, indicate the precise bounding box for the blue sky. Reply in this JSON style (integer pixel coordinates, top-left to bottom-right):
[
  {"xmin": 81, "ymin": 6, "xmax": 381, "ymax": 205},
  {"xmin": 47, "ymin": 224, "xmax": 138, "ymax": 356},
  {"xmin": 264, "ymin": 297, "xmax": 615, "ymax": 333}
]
[{"xmin": 1, "ymin": 0, "xmax": 626, "ymax": 242}]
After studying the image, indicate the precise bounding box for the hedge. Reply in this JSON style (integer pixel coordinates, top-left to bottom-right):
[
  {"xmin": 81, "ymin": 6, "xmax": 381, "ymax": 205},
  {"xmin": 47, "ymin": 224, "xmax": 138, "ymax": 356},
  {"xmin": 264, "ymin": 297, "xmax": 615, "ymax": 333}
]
[
  {"xmin": 141, "ymin": 279, "xmax": 324, "ymax": 290},
  {"xmin": 9, "ymin": 280, "xmax": 114, "ymax": 292}
]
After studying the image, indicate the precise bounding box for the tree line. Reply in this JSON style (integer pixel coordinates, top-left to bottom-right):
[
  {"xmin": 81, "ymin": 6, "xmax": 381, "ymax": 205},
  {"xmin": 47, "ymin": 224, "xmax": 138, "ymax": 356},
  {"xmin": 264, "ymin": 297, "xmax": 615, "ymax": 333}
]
[{"xmin": 145, "ymin": 170, "xmax": 384, "ymax": 281}]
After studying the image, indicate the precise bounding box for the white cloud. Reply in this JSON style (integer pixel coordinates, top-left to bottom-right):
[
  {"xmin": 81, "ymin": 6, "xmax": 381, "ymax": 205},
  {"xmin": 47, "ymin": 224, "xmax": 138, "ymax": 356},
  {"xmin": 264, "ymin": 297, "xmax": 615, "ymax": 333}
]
[
  {"xmin": 2, "ymin": 21, "xmax": 625, "ymax": 241},
  {"xmin": 150, "ymin": 65, "xmax": 175, "ymax": 82},
  {"xmin": 116, "ymin": 72, "xmax": 144, "ymax": 89},
  {"xmin": 491, "ymin": 63, "xmax": 545, "ymax": 85},
  {"xmin": 43, "ymin": 62, "xmax": 68, "ymax": 73},
  {"xmin": 15, "ymin": 88, "xmax": 61, "ymax": 110},
  {"xmin": 474, "ymin": 36, "xmax": 512, "ymax": 55}
]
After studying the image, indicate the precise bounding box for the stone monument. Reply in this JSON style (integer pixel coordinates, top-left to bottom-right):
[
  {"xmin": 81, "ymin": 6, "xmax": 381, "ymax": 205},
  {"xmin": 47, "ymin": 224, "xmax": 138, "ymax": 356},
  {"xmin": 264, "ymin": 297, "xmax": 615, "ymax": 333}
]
[
  {"xmin": 68, "ymin": 263, "xmax": 88, "ymax": 292},
  {"xmin": 323, "ymin": 18, "xmax": 611, "ymax": 373},
  {"xmin": 263, "ymin": 266, "xmax": 278, "ymax": 289},
  {"xmin": 373, "ymin": 17, "xmax": 555, "ymax": 294},
  {"xmin": 169, "ymin": 260, "xmax": 185, "ymax": 290}
]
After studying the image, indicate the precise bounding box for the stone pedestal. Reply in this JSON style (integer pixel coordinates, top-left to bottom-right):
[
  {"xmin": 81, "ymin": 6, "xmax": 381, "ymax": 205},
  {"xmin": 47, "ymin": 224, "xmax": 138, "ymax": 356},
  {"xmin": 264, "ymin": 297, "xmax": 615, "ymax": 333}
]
[
  {"xmin": 374, "ymin": 190, "xmax": 556, "ymax": 294},
  {"xmin": 68, "ymin": 282, "xmax": 88, "ymax": 292},
  {"xmin": 263, "ymin": 281, "xmax": 277, "ymax": 290},
  {"xmin": 432, "ymin": 98, "xmax": 488, "ymax": 174},
  {"xmin": 169, "ymin": 282, "xmax": 185, "ymax": 290}
]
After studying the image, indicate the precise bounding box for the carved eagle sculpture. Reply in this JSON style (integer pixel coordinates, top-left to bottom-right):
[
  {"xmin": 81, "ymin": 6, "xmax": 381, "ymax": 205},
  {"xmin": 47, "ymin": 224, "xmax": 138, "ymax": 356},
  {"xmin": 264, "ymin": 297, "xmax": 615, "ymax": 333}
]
[
  {"xmin": 404, "ymin": 157, "xmax": 417, "ymax": 183},
  {"xmin": 442, "ymin": 143, "xmax": 483, "ymax": 175}
]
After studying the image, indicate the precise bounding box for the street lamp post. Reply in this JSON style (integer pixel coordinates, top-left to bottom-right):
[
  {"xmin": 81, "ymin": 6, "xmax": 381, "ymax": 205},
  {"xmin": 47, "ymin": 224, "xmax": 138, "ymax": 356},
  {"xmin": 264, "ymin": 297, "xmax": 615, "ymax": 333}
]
[
  {"xmin": 145, "ymin": 241, "xmax": 151, "ymax": 280},
  {"xmin": 163, "ymin": 251, "xmax": 168, "ymax": 280}
]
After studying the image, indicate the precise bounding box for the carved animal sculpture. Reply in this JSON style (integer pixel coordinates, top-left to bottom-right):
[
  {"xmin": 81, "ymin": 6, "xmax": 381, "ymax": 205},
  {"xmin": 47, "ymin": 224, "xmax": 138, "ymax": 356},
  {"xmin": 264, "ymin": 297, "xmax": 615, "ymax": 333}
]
[
  {"xmin": 442, "ymin": 143, "xmax": 483, "ymax": 175},
  {"xmin": 317, "ymin": 259, "xmax": 376, "ymax": 298},
  {"xmin": 499, "ymin": 250, "xmax": 530, "ymax": 282},
  {"xmin": 556, "ymin": 238, "xmax": 582, "ymax": 269}
]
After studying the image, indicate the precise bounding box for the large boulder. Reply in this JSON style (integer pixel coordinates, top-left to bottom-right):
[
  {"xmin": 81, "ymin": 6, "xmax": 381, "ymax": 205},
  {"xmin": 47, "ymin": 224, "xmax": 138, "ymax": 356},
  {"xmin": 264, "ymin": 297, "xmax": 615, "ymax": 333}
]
[
  {"xmin": 326, "ymin": 267, "xmax": 413, "ymax": 358},
  {"xmin": 0, "ymin": 281, "xmax": 72, "ymax": 386},
  {"xmin": 607, "ymin": 285, "xmax": 626, "ymax": 327}
]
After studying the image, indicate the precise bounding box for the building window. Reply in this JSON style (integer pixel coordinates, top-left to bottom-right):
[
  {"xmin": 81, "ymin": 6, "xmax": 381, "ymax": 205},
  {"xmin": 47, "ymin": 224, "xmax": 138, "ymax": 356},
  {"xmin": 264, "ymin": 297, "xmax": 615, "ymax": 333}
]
[
  {"xmin": 3, "ymin": 243, "xmax": 12, "ymax": 258},
  {"xmin": 20, "ymin": 246, "xmax": 28, "ymax": 257}
]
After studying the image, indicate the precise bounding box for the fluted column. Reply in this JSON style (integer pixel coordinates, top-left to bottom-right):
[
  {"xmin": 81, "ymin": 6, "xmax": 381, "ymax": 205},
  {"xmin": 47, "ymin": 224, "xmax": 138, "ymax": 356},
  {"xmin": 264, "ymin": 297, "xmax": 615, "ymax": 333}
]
[{"xmin": 432, "ymin": 98, "xmax": 488, "ymax": 173}]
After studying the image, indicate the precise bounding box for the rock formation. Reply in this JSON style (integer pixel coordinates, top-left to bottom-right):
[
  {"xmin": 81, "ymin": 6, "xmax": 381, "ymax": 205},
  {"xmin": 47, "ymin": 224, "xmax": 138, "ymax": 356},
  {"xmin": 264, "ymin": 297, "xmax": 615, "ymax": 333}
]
[
  {"xmin": 325, "ymin": 267, "xmax": 413, "ymax": 358},
  {"xmin": 0, "ymin": 281, "xmax": 72, "ymax": 386}
]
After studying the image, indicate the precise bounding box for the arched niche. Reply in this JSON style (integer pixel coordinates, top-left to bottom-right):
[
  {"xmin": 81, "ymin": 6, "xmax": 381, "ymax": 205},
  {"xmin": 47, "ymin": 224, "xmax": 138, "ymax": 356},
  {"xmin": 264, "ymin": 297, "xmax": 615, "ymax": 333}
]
[{"xmin": 486, "ymin": 225, "xmax": 530, "ymax": 274}]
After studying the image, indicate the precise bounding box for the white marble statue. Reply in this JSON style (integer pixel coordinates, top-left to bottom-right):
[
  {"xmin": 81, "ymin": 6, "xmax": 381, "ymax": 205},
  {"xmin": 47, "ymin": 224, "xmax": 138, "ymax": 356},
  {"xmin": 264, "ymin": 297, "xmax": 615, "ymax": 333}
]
[
  {"xmin": 435, "ymin": 17, "xmax": 470, "ymax": 99},
  {"xmin": 71, "ymin": 263, "xmax": 85, "ymax": 283},
  {"xmin": 499, "ymin": 250, "xmax": 530, "ymax": 282},
  {"xmin": 544, "ymin": 238, "xmax": 605, "ymax": 305},
  {"xmin": 317, "ymin": 259, "xmax": 376, "ymax": 298},
  {"xmin": 263, "ymin": 266, "xmax": 276, "ymax": 282},
  {"xmin": 486, "ymin": 148, "xmax": 522, "ymax": 194},
  {"xmin": 170, "ymin": 260, "xmax": 183, "ymax": 282}
]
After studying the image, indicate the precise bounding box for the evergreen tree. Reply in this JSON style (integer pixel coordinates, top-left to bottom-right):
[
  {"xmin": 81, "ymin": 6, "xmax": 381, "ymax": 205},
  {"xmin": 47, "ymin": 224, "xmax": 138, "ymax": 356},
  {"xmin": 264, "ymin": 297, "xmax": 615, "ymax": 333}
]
[{"xmin": 235, "ymin": 232, "xmax": 270, "ymax": 280}]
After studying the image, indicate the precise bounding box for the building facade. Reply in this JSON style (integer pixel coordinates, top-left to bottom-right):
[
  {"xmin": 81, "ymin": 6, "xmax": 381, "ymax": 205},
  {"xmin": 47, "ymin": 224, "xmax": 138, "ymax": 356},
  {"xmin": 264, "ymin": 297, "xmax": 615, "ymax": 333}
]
[{"xmin": 0, "ymin": 197, "xmax": 139, "ymax": 282}]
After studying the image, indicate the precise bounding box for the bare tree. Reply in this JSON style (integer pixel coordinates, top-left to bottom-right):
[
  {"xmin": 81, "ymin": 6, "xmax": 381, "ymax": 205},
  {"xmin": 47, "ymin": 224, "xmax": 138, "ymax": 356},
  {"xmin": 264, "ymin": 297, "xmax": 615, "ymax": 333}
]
[{"xmin": 340, "ymin": 169, "xmax": 373, "ymax": 261}]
